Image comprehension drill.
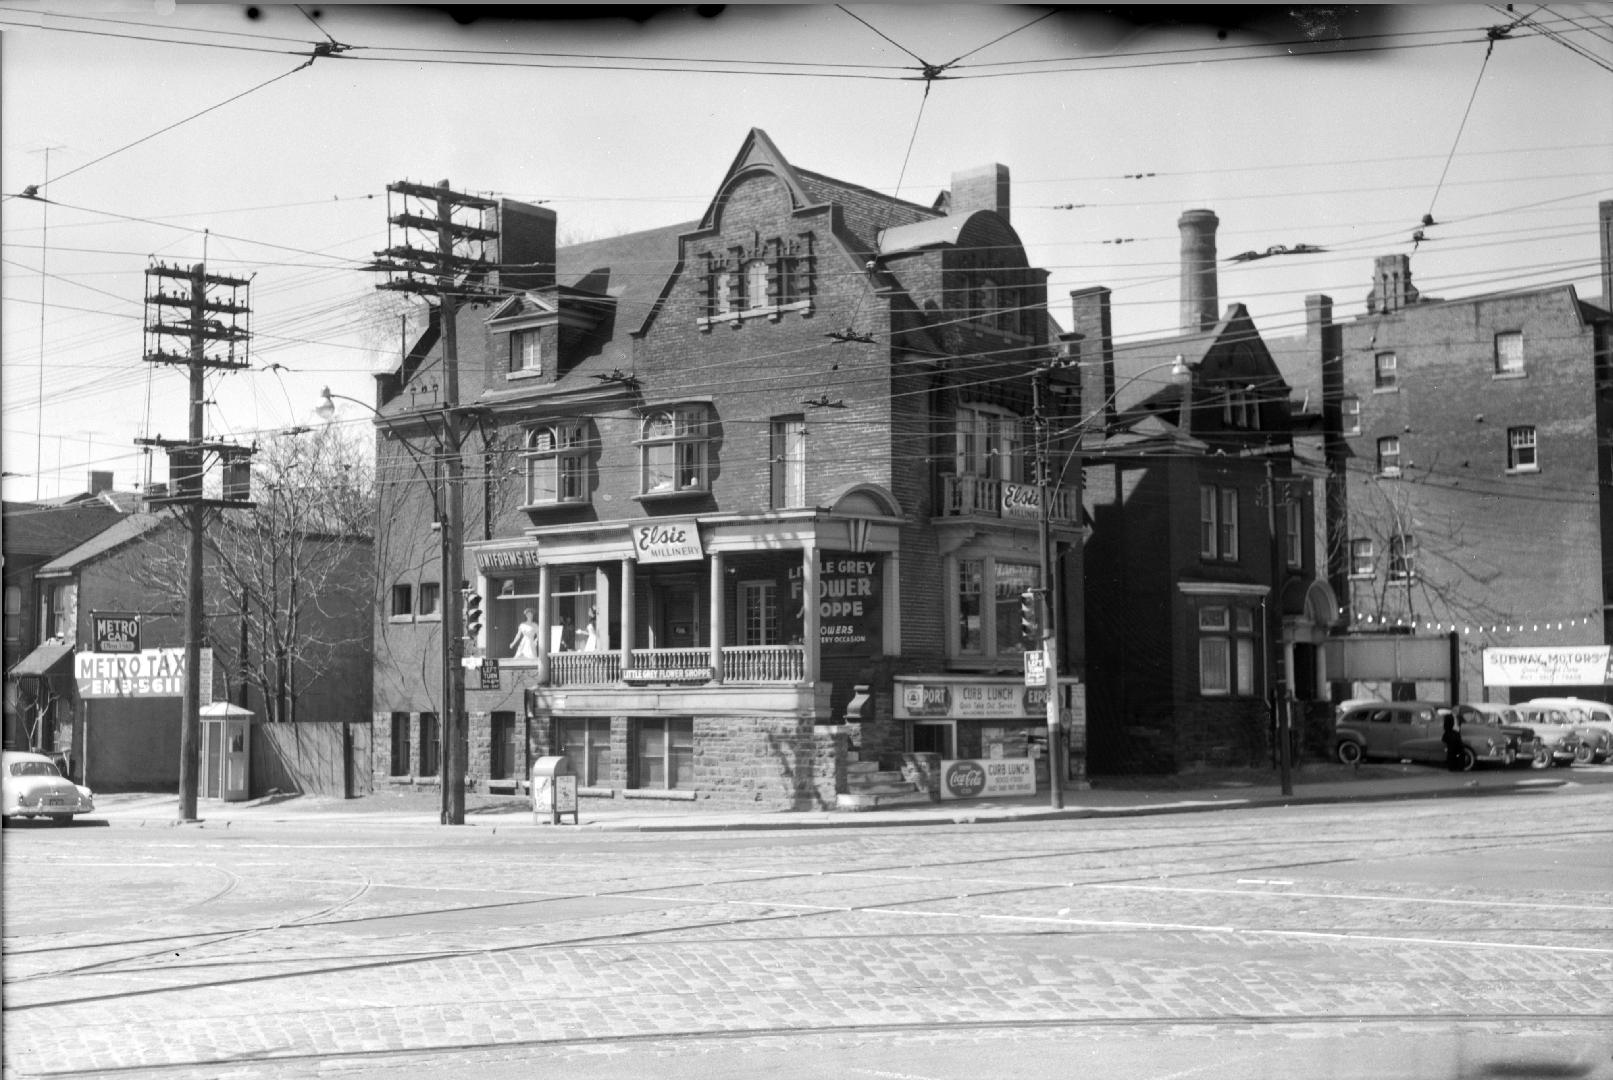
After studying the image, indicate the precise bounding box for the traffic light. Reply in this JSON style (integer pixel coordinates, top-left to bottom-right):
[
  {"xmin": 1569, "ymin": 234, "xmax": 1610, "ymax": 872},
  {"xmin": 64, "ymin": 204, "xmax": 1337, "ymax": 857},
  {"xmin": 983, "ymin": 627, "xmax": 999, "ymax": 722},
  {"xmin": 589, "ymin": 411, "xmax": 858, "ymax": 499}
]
[
  {"xmin": 463, "ymin": 589, "xmax": 484, "ymax": 643},
  {"xmin": 1020, "ymin": 589, "xmax": 1040, "ymax": 649}
]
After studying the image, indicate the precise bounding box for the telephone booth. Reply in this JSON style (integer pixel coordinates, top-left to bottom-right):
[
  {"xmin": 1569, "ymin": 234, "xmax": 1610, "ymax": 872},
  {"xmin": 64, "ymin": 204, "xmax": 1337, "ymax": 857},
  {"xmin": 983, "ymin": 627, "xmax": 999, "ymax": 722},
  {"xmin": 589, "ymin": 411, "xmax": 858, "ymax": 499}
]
[{"xmin": 200, "ymin": 702, "xmax": 254, "ymax": 801}]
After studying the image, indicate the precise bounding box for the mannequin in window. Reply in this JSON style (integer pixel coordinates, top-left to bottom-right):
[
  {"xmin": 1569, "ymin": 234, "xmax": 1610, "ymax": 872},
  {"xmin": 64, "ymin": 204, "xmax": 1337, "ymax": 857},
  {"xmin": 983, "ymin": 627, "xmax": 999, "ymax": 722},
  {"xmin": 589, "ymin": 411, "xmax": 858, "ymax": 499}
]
[
  {"xmin": 579, "ymin": 606, "xmax": 599, "ymax": 651},
  {"xmin": 510, "ymin": 608, "xmax": 541, "ymax": 659}
]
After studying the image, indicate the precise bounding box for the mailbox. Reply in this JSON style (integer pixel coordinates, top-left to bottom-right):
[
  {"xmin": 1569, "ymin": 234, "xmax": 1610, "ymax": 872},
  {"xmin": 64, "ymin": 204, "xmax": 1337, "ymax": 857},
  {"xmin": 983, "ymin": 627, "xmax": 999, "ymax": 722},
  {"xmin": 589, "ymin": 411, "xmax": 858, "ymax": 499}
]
[{"xmin": 532, "ymin": 755, "xmax": 578, "ymax": 825}]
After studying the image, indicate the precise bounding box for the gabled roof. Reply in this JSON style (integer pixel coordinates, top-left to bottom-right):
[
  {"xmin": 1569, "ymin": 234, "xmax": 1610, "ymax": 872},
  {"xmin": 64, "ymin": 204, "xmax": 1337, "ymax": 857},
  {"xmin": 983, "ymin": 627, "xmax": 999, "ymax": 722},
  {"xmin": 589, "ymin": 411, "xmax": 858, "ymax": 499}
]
[
  {"xmin": 36, "ymin": 512, "xmax": 173, "ymax": 576},
  {"xmin": 1113, "ymin": 303, "xmax": 1290, "ymax": 422},
  {"xmin": 1, "ymin": 498, "xmax": 126, "ymax": 561}
]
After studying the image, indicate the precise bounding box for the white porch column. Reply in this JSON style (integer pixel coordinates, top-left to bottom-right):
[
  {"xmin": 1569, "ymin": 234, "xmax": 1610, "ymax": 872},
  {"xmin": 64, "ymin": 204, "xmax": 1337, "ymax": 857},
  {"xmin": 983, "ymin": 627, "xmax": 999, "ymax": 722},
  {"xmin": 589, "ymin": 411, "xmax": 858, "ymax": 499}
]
[
  {"xmin": 708, "ymin": 549, "xmax": 725, "ymax": 683},
  {"xmin": 620, "ymin": 557, "xmax": 636, "ymax": 675},
  {"xmin": 802, "ymin": 542, "xmax": 820, "ymax": 684},
  {"xmin": 536, "ymin": 563, "xmax": 552, "ymax": 686}
]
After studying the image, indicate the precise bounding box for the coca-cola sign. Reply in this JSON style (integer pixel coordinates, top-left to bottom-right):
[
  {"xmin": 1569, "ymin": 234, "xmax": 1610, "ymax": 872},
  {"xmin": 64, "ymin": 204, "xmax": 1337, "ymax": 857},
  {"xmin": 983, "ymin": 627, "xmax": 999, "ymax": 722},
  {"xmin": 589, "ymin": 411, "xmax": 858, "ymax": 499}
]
[{"xmin": 943, "ymin": 760, "xmax": 986, "ymax": 799}]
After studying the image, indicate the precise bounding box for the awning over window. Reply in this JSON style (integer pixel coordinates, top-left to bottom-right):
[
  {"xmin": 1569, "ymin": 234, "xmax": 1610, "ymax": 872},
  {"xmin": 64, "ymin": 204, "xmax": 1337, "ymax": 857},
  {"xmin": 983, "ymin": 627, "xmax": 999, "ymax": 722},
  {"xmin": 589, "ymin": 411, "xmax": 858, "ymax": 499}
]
[{"xmin": 7, "ymin": 642, "xmax": 74, "ymax": 679}]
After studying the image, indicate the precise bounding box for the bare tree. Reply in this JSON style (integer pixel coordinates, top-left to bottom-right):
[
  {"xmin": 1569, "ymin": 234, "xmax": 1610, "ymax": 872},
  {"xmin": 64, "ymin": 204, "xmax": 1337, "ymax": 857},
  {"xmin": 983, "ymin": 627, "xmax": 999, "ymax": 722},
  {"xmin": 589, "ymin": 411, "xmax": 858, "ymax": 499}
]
[{"xmin": 207, "ymin": 426, "xmax": 375, "ymax": 722}]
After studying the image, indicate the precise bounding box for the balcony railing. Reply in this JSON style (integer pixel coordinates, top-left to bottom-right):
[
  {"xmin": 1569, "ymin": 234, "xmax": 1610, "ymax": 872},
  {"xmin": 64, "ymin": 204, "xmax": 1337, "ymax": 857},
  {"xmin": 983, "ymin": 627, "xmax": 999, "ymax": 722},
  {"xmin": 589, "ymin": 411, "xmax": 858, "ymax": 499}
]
[
  {"xmin": 544, "ymin": 645, "xmax": 805, "ymax": 687},
  {"xmin": 942, "ymin": 474, "xmax": 1077, "ymax": 524}
]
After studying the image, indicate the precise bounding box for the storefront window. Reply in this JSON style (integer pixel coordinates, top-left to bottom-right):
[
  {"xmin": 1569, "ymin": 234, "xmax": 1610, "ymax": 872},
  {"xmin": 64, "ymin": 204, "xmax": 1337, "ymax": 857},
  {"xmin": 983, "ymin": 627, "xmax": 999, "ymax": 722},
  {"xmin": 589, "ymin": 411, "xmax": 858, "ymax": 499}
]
[
  {"xmin": 555, "ymin": 716, "xmax": 611, "ymax": 787},
  {"xmin": 955, "ymin": 557, "xmax": 1038, "ymax": 660},
  {"xmin": 633, "ymin": 717, "xmax": 693, "ymax": 790}
]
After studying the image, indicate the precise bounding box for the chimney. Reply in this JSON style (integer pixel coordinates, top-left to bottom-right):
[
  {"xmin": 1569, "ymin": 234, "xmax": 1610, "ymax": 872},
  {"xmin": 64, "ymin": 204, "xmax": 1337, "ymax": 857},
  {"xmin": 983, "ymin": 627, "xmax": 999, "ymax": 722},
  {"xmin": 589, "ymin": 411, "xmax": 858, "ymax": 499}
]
[
  {"xmin": 1069, "ymin": 287, "xmax": 1115, "ymax": 429},
  {"xmin": 1305, "ymin": 294, "xmax": 1333, "ymax": 338},
  {"xmin": 947, "ymin": 164, "xmax": 1010, "ymax": 224},
  {"xmin": 1178, "ymin": 209, "xmax": 1220, "ymax": 334},
  {"xmin": 88, "ymin": 470, "xmax": 113, "ymax": 495},
  {"xmin": 494, "ymin": 198, "xmax": 557, "ymax": 293},
  {"xmin": 1366, "ymin": 254, "xmax": 1419, "ymax": 315},
  {"xmin": 1600, "ymin": 200, "xmax": 1612, "ymax": 313}
]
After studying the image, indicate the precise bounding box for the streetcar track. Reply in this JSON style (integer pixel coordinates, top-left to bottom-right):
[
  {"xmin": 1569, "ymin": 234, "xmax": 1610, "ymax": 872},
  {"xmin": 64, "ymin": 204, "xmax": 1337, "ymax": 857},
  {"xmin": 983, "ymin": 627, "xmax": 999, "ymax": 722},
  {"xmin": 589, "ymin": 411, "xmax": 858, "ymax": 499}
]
[{"xmin": 19, "ymin": 1010, "xmax": 1610, "ymax": 1078}]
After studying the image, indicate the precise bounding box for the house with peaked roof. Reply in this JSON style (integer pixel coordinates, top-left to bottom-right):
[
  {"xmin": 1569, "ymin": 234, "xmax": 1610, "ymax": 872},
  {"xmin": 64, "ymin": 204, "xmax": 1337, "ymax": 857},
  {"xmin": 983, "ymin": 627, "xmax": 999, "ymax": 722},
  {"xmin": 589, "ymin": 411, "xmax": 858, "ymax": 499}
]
[
  {"xmin": 1071, "ymin": 210, "xmax": 1336, "ymax": 774},
  {"xmin": 3, "ymin": 471, "xmax": 132, "ymax": 752},
  {"xmin": 370, "ymin": 129, "xmax": 1085, "ymax": 809}
]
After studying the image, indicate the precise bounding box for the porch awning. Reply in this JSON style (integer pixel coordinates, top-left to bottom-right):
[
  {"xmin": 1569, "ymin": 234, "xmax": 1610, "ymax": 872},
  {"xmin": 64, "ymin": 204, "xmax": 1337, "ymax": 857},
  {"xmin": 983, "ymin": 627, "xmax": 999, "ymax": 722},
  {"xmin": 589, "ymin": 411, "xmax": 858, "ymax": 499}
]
[{"xmin": 7, "ymin": 642, "xmax": 73, "ymax": 679}]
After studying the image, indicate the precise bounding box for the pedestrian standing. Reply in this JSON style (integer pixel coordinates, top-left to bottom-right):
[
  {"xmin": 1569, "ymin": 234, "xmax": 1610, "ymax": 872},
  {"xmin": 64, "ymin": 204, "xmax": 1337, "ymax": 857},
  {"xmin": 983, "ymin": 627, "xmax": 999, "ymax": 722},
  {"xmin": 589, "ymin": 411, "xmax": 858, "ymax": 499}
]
[{"xmin": 1442, "ymin": 711, "xmax": 1466, "ymax": 771}]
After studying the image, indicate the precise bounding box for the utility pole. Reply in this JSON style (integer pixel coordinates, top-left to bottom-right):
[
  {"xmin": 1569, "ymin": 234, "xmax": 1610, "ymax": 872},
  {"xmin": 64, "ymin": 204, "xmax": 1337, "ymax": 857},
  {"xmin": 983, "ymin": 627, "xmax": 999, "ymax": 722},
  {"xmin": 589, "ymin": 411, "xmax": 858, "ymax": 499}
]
[
  {"xmin": 370, "ymin": 180, "xmax": 497, "ymax": 826},
  {"xmin": 1032, "ymin": 367, "xmax": 1064, "ymax": 810},
  {"xmin": 140, "ymin": 262, "xmax": 255, "ymax": 822},
  {"xmin": 1265, "ymin": 456, "xmax": 1294, "ymax": 797}
]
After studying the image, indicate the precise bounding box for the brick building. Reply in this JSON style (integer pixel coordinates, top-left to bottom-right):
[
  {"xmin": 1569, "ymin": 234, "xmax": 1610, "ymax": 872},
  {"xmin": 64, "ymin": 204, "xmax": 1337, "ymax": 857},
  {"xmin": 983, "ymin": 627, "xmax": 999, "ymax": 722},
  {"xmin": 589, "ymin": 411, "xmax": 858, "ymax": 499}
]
[
  {"xmin": 1295, "ymin": 200, "xmax": 1613, "ymax": 702},
  {"xmin": 370, "ymin": 129, "xmax": 1084, "ymax": 809},
  {"xmin": 1073, "ymin": 210, "xmax": 1335, "ymax": 774}
]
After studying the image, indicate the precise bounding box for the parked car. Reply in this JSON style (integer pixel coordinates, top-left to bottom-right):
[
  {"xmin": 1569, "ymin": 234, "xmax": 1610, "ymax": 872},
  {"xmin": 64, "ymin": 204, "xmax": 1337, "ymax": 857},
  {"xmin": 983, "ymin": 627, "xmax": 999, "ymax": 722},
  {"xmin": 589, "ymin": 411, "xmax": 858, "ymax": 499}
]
[
  {"xmin": 1508, "ymin": 706, "xmax": 1585, "ymax": 767},
  {"xmin": 1, "ymin": 750, "xmax": 95, "ymax": 824},
  {"xmin": 1455, "ymin": 702, "xmax": 1545, "ymax": 768},
  {"xmin": 1332, "ymin": 701, "xmax": 1515, "ymax": 771},
  {"xmin": 1518, "ymin": 698, "xmax": 1613, "ymax": 764}
]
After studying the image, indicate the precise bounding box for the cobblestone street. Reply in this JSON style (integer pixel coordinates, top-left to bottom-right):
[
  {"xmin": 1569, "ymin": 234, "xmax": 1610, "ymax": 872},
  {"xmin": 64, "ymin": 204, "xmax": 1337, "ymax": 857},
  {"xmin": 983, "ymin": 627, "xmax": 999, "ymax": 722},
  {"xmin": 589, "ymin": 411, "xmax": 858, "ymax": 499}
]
[{"xmin": 4, "ymin": 780, "xmax": 1611, "ymax": 1079}]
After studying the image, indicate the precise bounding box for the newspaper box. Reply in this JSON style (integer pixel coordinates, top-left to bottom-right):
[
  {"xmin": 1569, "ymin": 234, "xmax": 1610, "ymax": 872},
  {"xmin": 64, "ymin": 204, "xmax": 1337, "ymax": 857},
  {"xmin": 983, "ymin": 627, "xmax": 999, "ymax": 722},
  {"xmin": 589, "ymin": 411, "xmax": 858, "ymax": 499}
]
[{"xmin": 532, "ymin": 755, "xmax": 578, "ymax": 825}]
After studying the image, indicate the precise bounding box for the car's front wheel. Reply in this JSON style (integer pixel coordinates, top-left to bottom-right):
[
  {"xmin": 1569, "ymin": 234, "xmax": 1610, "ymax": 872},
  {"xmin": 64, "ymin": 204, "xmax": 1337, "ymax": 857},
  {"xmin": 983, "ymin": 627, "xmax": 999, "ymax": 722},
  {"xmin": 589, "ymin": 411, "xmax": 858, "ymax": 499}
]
[
  {"xmin": 1336, "ymin": 741, "xmax": 1363, "ymax": 765},
  {"xmin": 1457, "ymin": 747, "xmax": 1476, "ymax": 772},
  {"xmin": 1574, "ymin": 742, "xmax": 1595, "ymax": 765},
  {"xmin": 1530, "ymin": 747, "xmax": 1552, "ymax": 769}
]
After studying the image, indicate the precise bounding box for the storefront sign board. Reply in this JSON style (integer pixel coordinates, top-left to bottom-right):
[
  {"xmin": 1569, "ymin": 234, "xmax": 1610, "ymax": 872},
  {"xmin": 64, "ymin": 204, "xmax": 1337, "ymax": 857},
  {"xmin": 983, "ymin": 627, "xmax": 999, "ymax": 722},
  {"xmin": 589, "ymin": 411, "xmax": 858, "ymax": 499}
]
[
  {"xmin": 939, "ymin": 757, "xmax": 1036, "ymax": 800},
  {"xmin": 1483, "ymin": 646, "xmax": 1613, "ymax": 686},
  {"xmin": 75, "ymin": 647, "xmax": 213, "ymax": 701},
  {"xmin": 631, "ymin": 519, "xmax": 704, "ymax": 563}
]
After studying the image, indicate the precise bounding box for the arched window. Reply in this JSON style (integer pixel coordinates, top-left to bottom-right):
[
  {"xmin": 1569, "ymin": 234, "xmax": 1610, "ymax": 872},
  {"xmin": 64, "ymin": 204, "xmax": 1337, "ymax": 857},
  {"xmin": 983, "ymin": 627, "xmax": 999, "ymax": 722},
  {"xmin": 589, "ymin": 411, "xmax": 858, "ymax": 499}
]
[
  {"xmin": 524, "ymin": 421, "xmax": 590, "ymax": 505},
  {"xmin": 640, "ymin": 405, "xmax": 713, "ymax": 495}
]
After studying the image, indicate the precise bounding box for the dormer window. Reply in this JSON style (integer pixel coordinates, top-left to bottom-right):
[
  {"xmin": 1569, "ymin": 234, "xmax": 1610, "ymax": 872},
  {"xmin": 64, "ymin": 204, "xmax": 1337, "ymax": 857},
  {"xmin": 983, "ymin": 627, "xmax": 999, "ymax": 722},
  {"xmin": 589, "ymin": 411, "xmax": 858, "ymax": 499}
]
[
  {"xmin": 509, "ymin": 330, "xmax": 541, "ymax": 376},
  {"xmin": 639, "ymin": 404, "xmax": 713, "ymax": 496}
]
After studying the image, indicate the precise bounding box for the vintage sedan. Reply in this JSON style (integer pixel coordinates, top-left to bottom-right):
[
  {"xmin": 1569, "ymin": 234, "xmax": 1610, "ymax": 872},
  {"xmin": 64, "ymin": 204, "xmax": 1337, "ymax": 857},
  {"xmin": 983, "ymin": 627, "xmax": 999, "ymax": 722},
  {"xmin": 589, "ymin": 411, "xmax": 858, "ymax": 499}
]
[
  {"xmin": 1333, "ymin": 701, "xmax": 1516, "ymax": 771},
  {"xmin": 1, "ymin": 751, "xmax": 95, "ymax": 824},
  {"xmin": 1455, "ymin": 702, "xmax": 1545, "ymax": 768},
  {"xmin": 1518, "ymin": 698, "xmax": 1613, "ymax": 764},
  {"xmin": 1509, "ymin": 707, "xmax": 1585, "ymax": 767}
]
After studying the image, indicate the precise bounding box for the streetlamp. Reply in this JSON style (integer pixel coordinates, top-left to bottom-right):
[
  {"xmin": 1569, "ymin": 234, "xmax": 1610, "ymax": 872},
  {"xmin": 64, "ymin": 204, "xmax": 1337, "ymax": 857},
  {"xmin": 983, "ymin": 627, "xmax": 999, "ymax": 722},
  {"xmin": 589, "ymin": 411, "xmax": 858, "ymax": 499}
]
[{"xmin": 317, "ymin": 385, "xmax": 468, "ymax": 826}]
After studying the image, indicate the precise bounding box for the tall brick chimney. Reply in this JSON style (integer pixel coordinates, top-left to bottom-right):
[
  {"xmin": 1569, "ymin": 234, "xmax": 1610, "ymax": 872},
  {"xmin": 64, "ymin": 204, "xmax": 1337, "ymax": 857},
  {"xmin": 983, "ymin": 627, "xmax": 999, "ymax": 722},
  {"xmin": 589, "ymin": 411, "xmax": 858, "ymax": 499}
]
[
  {"xmin": 947, "ymin": 164, "xmax": 1010, "ymax": 224},
  {"xmin": 1069, "ymin": 287, "xmax": 1115, "ymax": 430},
  {"xmin": 1599, "ymin": 199, "xmax": 1612, "ymax": 313},
  {"xmin": 1366, "ymin": 254, "xmax": 1420, "ymax": 315},
  {"xmin": 1178, "ymin": 209, "xmax": 1220, "ymax": 334},
  {"xmin": 494, "ymin": 198, "xmax": 557, "ymax": 293},
  {"xmin": 88, "ymin": 470, "xmax": 113, "ymax": 495}
]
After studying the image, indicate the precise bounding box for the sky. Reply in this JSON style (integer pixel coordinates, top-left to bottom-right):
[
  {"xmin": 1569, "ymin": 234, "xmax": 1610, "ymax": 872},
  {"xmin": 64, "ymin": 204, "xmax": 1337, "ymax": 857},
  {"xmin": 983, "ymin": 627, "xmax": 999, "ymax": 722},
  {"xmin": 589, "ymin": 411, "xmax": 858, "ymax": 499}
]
[{"xmin": 2, "ymin": 2, "xmax": 1610, "ymax": 501}]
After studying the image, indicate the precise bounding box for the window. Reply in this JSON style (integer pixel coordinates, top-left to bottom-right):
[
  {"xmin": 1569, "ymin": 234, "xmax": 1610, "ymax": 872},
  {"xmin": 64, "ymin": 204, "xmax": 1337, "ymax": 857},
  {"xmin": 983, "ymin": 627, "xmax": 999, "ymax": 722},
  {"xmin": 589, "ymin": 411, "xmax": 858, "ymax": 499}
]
[
  {"xmin": 633, "ymin": 717, "xmax": 693, "ymax": 790},
  {"xmin": 1377, "ymin": 436, "xmax": 1401, "ymax": 477},
  {"xmin": 1350, "ymin": 538, "xmax": 1374, "ymax": 578},
  {"xmin": 1222, "ymin": 387, "xmax": 1256, "ymax": 429},
  {"xmin": 1285, "ymin": 500, "xmax": 1303, "ymax": 570},
  {"xmin": 46, "ymin": 581, "xmax": 75, "ymax": 641},
  {"xmin": 1198, "ymin": 605, "xmax": 1257, "ymax": 697},
  {"xmin": 4, "ymin": 584, "xmax": 20, "ymax": 648},
  {"xmin": 1200, "ymin": 484, "xmax": 1239, "ymax": 562},
  {"xmin": 713, "ymin": 266, "xmax": 736, "ymax": 316},
  {"xmin": 390, "ymin": 583, "xmax": 413, "ymax": 619},
  {"xmin": 956, "ymin": 405, "xmax": 1023, "ymax": 482},
  {"xmin": 490, "ymin": 711, "xmax": 519, "ymax": 781},
  {"xmin": 769, "ymin": 415, "xmax": 806, "ymax": 508},
  {"xmin": 509, "ymin": 329, "xmax": 541, "ymax": 376},
  {"xmin": 745, "ymin": 259, "xmax": 769, "ymax": 311},
  {"xmin": 417, "ymin": 582, "xmax": 441, "ymax": 619},
  {"xmin": 1494, "ymin": 330, "xmax": 1524, "ymax": 376},
  {"xmin": 739, "ymin": 581, "xmax": 779, "ymax": 646},
  {"xmin": 549, "ymin": 571, "xmax": 597, "ymax": 653},
  {"xmin": 640, "ymin": 405, "xmax": 712, "ymax": 495},
  {"xmin": 1507, "ymin": 425, "xmax": 1538, "ymax": 472},
  {"xmin": 955, "ymin": 557, "xmax": 1038, "ymax": 659},
  {"xmin": 555, "ymin": 717, "xmax": 611, "ymax": 787},
  {"xmin": 1341, "ymin": 395, "xmax": 1361, "ymax": 436},
  {"xmin": 1374, "ymin": 351, "xmax": 1398, "ymax": 390},
  {"xmin": 1389, "ymin": 534, "xmax": 1415, "ymax": 581},
  {"xmin": 418, "ymin": 712, "xmax": 439, "ymax": 778},
  {"xmin": 525, "ymin": 421, "xmax": 590, "ymax": 505},
  {"xmin": 389, "ymin": 712, "xmax": 410, "ymax": 776},
  {"xmin": 1219, "ymin": 488, "xmax": 1239, "ymax": 562}
]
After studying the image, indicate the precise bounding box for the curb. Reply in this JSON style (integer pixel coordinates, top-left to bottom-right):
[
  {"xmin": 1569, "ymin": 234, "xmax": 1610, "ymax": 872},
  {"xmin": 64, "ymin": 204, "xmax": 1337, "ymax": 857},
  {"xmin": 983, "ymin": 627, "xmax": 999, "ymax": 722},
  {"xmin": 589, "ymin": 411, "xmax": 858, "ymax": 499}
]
[{"xmin": 83, "ymin": 775, "xmax": 1572, "ymax": 832}]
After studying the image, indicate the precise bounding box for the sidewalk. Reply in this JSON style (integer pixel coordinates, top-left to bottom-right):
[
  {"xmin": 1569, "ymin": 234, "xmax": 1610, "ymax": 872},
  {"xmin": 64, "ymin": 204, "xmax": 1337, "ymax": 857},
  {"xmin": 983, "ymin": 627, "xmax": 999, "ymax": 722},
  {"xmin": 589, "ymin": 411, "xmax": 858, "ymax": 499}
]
[{"xmin": 87, "ymin": 761, "xmax": 1589, "ymax": 832}]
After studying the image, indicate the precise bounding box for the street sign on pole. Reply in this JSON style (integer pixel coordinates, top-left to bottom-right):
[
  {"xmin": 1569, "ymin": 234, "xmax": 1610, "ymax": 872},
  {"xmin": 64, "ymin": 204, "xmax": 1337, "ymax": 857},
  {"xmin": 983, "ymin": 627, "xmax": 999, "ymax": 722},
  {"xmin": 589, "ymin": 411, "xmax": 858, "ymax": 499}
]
[{"xmin": 1023, "ymin": 650, "xmax": 1046, "ymax": 687}]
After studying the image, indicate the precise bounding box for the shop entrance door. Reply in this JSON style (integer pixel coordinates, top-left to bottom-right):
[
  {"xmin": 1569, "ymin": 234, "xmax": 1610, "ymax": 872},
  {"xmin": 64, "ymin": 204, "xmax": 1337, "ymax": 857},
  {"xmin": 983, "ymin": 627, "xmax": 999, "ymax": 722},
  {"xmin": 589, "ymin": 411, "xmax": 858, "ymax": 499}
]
[
  {"xmin": 651, "ymin": 580, "xmax": 701, "ymax": 649},
  {"xmin": 911, "ymin": 720, "xmax": 955, "ymax": 759}
]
